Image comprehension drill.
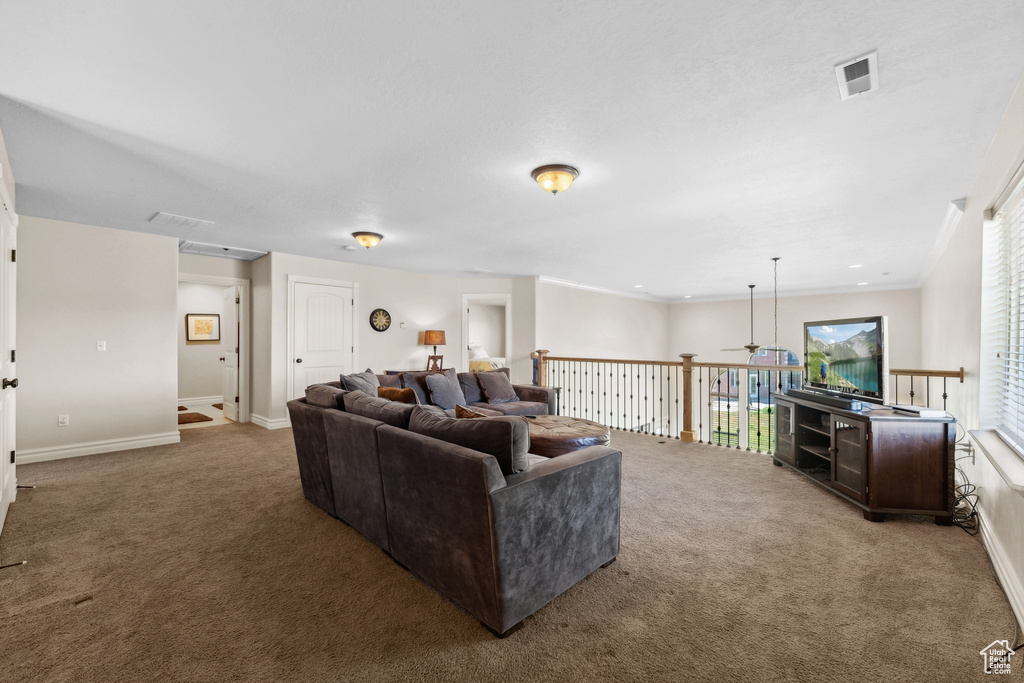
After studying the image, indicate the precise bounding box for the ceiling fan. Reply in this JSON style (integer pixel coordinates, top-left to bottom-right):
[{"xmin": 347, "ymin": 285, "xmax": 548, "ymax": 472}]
[{"xmin": 721, "ymin": 284, "xmax": 761, "ymax": 354}]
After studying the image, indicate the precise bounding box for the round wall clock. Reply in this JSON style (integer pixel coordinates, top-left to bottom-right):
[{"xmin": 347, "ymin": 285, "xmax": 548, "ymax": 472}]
[{"xmin": 369, "ymin": 308, "xmax": 391, "ymax": 332}]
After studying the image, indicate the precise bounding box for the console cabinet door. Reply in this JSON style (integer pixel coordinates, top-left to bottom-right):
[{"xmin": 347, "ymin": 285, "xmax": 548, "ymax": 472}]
[
  {"xmin": 773, "ymin": 399, "xmax": 796, "ymax": 465},
  {"xmin": 831, "ymin": 417, "xmax": 868, "ymax": 503}
]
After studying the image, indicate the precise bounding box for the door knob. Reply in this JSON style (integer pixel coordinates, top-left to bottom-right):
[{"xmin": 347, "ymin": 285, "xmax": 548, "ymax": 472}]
[
  {"xmin": 3, "ymin": 377, "xmax": 18, "ymax": 389},
  {"xmin": 296, "ymin": 358, "xmax": 303, "ymax": 363}
]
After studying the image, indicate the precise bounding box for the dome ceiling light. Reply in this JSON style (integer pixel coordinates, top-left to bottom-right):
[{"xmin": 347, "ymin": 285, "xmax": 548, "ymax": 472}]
[
  {"xmin": 531, "ymin": 164, "xmax": 579, "ymax": 195},
  {"xmin": 352, "ymin": 231, "xmax": 383, "ymax": 249}
]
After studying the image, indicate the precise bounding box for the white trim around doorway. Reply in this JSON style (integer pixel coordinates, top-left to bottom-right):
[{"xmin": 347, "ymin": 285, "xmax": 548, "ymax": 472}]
[
  {"xmin": 178, "ymin": 273, "xmax": 252, "ymax": 424},
  {"xmin": 461, "ymin": 294, "xmax": 512, "ymax": 372}
]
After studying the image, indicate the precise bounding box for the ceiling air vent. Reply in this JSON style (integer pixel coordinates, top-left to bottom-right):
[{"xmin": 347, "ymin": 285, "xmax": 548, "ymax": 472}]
[
  {"xmin": 178, "ymin": 240, "xmax": 267, "ymax": 262},
  {"xmin": 149, "ymin": 211, "xmax": 215, "ymax": 230},
  {"xmin": 835, "ymin": 51, "xmax": 878, "ymax": 100}
]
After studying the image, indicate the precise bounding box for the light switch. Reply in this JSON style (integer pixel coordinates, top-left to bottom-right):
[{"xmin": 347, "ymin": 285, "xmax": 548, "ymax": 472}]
[{"xmin": 97, "ymin": 341, "xmax": 106, "ymax": 351}]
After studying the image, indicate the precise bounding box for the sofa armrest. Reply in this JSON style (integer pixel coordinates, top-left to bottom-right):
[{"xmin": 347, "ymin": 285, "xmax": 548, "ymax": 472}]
[
  {"xmin": 488, "ymin": 445, "xmax": 621, "ymax": 632},
  {"xmin": 512, "ymin": 384, "xmax": 556, "ymax": 414}
]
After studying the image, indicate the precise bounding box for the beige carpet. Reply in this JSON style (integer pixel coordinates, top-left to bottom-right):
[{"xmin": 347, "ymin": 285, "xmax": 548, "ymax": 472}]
[{"xmin": 0, "ymin": 424, "xmax": 1016, "ymax": 682}]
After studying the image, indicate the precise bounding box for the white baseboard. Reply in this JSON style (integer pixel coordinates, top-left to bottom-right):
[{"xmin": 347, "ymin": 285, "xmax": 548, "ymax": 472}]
[
  {"xmin": 250, "ymin": 413, "xmax": 291, "ymax": 430},
  {"xmin": 978, "ymin": 504, "xmax": 1024, "ymax": 631},
  {"xmin": 17, "ymin": 432, "xmax": 182, "ymax": 464},
  {"xmin": 177, "ymin": 395, "xmax": 224, "ymax": 405}
]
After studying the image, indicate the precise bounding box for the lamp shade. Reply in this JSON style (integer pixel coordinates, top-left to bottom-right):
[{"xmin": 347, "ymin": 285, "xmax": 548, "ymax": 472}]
[{"xmin": 423, "ymin": 330, "xmax": 446, "ymax": 347}]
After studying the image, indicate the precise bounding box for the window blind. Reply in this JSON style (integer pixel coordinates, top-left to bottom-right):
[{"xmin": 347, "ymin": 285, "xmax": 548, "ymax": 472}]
[{"xmin": 992, "ymin": 173, "xmax": 1024, "ymax": 456}]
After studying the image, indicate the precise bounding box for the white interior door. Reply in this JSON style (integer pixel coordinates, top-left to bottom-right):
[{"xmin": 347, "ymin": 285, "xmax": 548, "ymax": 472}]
[
  {"xmin": 291, "ymin": 282, "xmax": 354, "ymax": 399},
  {"xmin": 0, "ymin": 193, "xmax": 16, "ymax": 535},
  {"xmin": 221, "ymin": 286, "xmax": 239, "ymax": 421}
]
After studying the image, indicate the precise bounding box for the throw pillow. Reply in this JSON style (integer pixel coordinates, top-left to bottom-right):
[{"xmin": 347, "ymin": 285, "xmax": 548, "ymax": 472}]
[
  {"xmin": 341, "ymin": 368, "xmax": 380, "ymax": 394},
  {"xmin": 477, "ymin": 370, "xmax": 518, "ymax": 404},
  {"xmin": 377, "ymin": 386, "xmax": 417, "ymax": 404},
  {"xmin": 455, "ymin": 404, "xmax": 489, "ymax": 419},
  {"xmin": 425, "ymin": 370, "xmax": 467, "ymax": 410}
]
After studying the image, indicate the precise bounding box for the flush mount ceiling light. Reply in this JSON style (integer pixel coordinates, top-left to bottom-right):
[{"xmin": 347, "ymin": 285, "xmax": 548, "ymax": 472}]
[
  {"xmin": 352, "ymin": 231, "xmax": 383, "ymax": 249},
  {"xmin": 531, "ymin": 164, "xmax": 579, "ymax": 195}
]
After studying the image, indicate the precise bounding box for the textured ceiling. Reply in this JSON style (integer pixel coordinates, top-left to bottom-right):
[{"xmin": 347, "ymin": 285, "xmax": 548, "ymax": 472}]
[{"xmin": 1, "ymin": 1, "xmax": 1023, "ymax": 301}]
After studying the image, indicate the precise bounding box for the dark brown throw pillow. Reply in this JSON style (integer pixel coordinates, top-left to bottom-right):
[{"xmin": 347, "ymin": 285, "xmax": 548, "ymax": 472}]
[
  {"xmin": 378, "ymin": 386, "xmax": 417, "ymax": 404},
  {"xmin": 455, "ymin": 404, "xmax": 488, "ymax": 419},
  {"xmin": 477, "ymin": 370, "xmax": 518, "ymax": 404}
]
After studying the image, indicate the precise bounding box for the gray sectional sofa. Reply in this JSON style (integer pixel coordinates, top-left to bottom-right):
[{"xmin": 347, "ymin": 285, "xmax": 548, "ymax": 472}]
[{"xmin": 287, "ymin": 382, "xmax": 622, "ymax": 637}]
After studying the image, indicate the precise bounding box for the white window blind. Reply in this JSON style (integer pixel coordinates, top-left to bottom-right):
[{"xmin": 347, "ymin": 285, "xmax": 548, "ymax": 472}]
[{"xmin": 992, "ymin": 173, "xmax": 1024, "ymax": 457}]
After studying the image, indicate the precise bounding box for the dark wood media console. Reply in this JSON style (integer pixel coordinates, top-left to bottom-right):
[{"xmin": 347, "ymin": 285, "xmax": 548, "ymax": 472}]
[{"xmin": 773, "ymin": 392, "xmax": 955, "ymax": 523}]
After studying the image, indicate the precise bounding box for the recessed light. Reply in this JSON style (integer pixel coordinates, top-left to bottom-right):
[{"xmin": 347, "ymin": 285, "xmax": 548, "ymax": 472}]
[
  {"xmin": 857, "ymin": 282, "xmax": 868, "ymax": 286},
  {"xmin": 683, "ymin": 295, "xmax": 692, "ymax": 299},
  {"xmin": 849, "ymin": 264, "xmax": 863, "ymax": 268},
  {"xmin": 634, "ymin": 284, "xmax": 643, "ymax": 288}
]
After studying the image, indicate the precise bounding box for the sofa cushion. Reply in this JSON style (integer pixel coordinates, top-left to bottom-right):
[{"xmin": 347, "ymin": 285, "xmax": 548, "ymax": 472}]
[
  {"xmin": 341, "ymin": 368, "xmax": 380, "ymax": 394},
  {"xmin": 377, "ymin": 374, "xmax": 402, "ymax": 388},
  {"xmin": 408, "ymin": 406, "xmax": 531, "ymax": 475},
  {"xmin": 343, "ymin": 390, "xmax": 415, "ymax": 429},
  {"xmin": 402, "ymin": 368, "xmax": 458, "ymax": 405},
  {"xmin": 469, "ymin": 401, "xmax": 548, "ymax": 417},
  {"xmin": 378, "ymin": 386, "xmax": 417, "ymax": 404},
  {"xmin": 425, "ymin": 371, "xmax": 467, "ymax": 410},
  {"xmin": 400, "ymin": 370, "xmax": 433, "ymax": 405},
  {"xmin": 478, "ymin": 370, "xmax": 518, "ymax": 404},
  {"xmin": 458, "ymin": 368, "xmax": 511, "ymax": 405},
  {"xmin": 305, "ymin": 383, "xmax": 347, "ymax": 410}
]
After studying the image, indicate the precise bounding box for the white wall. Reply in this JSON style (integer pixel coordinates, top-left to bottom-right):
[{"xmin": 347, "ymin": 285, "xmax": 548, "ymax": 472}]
[
  {"xmin": 536, "ymin": 283, "xmax": 670, "ymax": 360},
  {"xmin": 668, "ymin": 288, "xmax": 922, "ymax": 370},
  {"xmin": 921, "ymin": 71, "xmax": 1024, "ymax": 628},
  {"xmin": 249, "ymin": 251, "xmax": 530, "ymax": 424},
  {"xmin": 468, "ymin": 303, "xmax": 505, "ymax": 357},
  {"xmin": 17, "ymin": 216, "xmax": 179, "ymax": 460},
  {"xmin": 177, "ymin": 281, "xmax": 229, "ymax": 401}
]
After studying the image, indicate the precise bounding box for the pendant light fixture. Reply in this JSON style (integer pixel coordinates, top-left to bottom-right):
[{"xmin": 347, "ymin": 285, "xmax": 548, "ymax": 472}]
[
  {"xmin": 721, "ymin": 284, "xmax": 761, "ymax": 354},
  {"xmin": 772, "ymin": 257, "xmax": 780, "ymax": 366},
  {"xmin": 531, "ymin": 164, "xmax": 579, "ymax": 195},
  {"xmin": 743, "ymin": 284, "xmax": 760, "ymax": 354}
]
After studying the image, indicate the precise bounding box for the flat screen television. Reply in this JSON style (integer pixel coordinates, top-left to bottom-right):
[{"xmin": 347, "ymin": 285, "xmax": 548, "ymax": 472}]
[{"xmin": 802, "ymin": 316, "xmax": 888, "ymax": 405}]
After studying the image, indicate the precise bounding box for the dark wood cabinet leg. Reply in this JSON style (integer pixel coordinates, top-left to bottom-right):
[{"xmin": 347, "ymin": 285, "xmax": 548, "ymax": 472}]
[
  {"xmin": 863, "ymin": 511, "xmax": 884, "ymax": 522},
  {"xmin": 772, "ymin": 458, "xmax": 783, "ymax": 467},
  {"xmin": 934, "ymin": 516, "xmax": 953, "ymax": 526}
]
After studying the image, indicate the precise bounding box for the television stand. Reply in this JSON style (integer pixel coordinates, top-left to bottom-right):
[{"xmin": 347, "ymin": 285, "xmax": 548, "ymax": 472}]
[{"xmin": 774, "ymin": 392, "xmax": 955, "ymax": 524}]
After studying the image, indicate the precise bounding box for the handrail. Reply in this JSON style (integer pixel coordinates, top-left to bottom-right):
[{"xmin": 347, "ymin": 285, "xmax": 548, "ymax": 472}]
[
  {"xmin": 891, "ymin": 367, "xmax": 964, "ymax": 382},
  {"xmin": 533, "ymin": 349, "xmax": 965, "ymax": 453}
]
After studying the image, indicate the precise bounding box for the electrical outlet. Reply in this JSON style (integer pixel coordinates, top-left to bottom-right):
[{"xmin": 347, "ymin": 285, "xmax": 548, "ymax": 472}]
[{"xmin": 58, "ymin": 414, "xmax": 70, "ymax": 427}]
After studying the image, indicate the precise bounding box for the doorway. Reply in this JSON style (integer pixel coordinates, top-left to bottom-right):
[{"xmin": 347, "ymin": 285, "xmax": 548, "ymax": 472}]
[
  {"xmin": 461, "ymin": 294, "xmax": 512, "ymax": 372},
  {"xmin": 177, "ymin": 274, "xmax": 251, "ymax": 428}
]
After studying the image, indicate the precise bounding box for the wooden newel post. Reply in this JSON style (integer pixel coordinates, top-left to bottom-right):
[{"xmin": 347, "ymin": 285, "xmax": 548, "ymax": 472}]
[
  {"xmin": 679, "ymin": 353, "xmax": 697, "ymax": 442},
  {"xmin": 533, "ymin": 349, "xmax": 550, "ymax": 387}
]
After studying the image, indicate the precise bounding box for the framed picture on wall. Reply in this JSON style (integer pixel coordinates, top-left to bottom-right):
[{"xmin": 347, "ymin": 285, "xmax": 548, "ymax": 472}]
[{"xmin": 185, "ymin": 313, "xmax": 221, "ymax": 341}]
